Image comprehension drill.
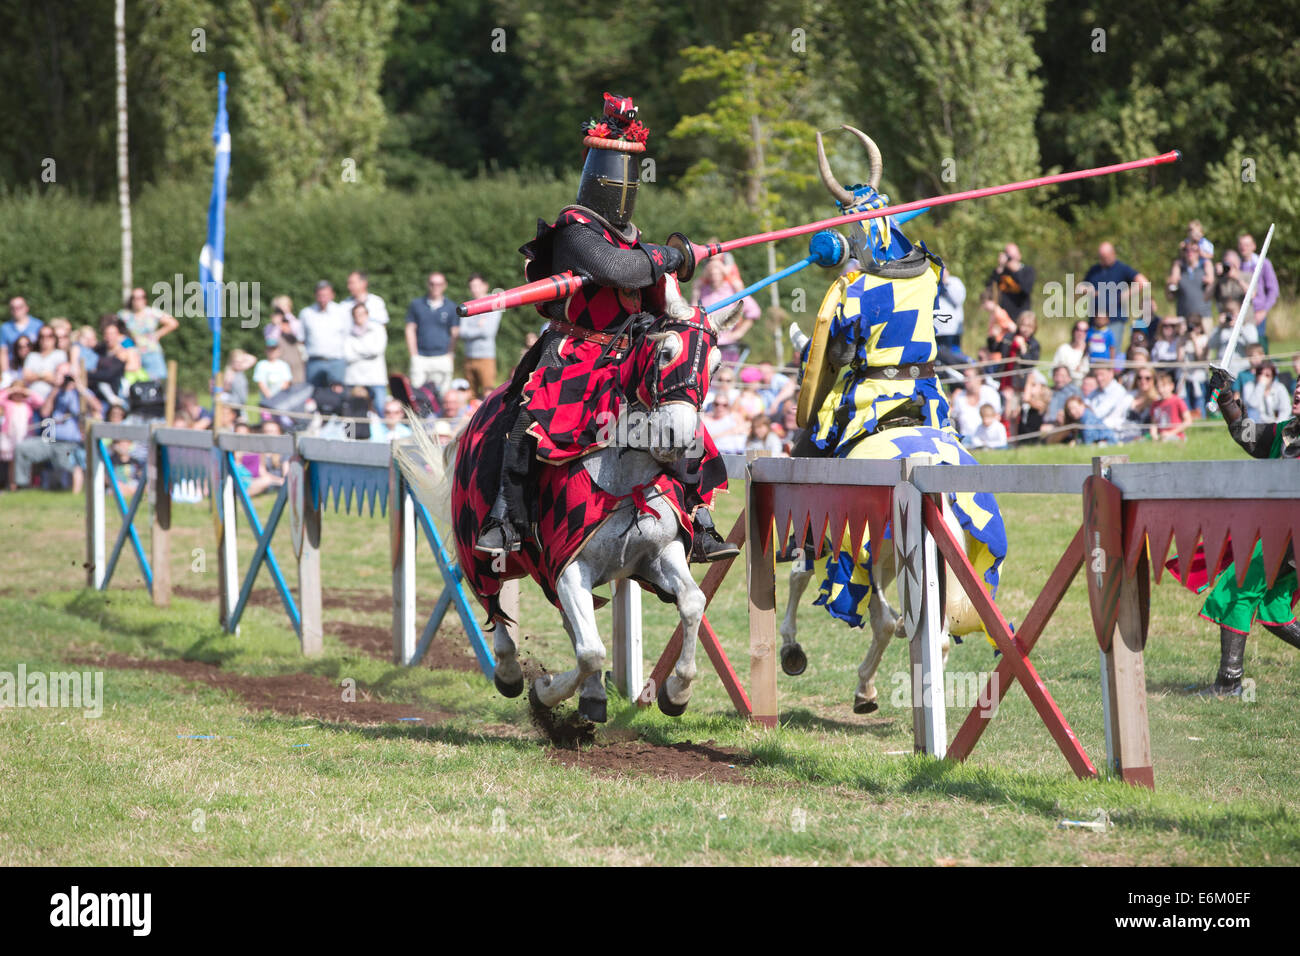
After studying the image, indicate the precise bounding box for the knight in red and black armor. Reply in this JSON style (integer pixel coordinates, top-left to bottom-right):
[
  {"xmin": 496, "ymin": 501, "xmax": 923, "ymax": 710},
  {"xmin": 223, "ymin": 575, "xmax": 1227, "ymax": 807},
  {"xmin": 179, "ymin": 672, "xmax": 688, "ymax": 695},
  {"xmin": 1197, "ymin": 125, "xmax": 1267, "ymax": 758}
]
[{"xmin": 475, "ymin": 93, "xmax": 738, "ymax": 562}]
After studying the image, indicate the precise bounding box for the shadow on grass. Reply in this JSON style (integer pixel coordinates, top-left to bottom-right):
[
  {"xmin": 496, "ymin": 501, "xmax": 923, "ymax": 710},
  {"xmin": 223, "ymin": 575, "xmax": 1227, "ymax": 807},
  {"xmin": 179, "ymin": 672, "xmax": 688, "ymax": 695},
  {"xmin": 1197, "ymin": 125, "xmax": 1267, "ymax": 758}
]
[
  {"xmin": 266, "ymin": 713, "xmax": 540, "ymax": 752},
  {"xmin": 63, "ymin": 590, "xmax": 244, "ymax": 667},
  {"xmin": 747, "ymin": 737, "xmax": 1300, "ymax": 843},
  {"xmin": 1147, "ymin": 678, "xmax": 1217, "ymax": 696},
  {"xmin": 56, "ymin": 589, "xmax": 505, "ymax": 722},
  {"xmin": 777, "ymin": 707, "xmax": 901, "ymax": 737}
]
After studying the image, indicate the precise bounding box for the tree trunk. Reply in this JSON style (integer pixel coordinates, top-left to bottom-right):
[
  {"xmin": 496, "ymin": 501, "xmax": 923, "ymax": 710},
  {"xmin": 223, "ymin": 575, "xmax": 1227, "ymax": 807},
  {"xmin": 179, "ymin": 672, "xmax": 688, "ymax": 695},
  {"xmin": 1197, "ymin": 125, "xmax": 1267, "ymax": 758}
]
[
  {"xmin": 115, "ymin": 0, "xmax": 132, "ymax": 304},
  {"xmin": 749, "ymin": 110, "xmax": 784, "ymax": 366}
]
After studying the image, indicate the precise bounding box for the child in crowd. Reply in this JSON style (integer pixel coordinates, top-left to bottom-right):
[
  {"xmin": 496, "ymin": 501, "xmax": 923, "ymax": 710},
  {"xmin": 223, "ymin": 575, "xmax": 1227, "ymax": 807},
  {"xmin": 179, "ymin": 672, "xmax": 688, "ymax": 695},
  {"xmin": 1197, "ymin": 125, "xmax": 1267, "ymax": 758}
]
[
  {"xmin": 253, "ymin": 339, "xmax": 293, "ymax": 402},
  {"xmin": 968, "ymin": 403, "xmax": 1008, "ymax": 449},
  {"xmin": 1086, "ymin": 314, "xmax": 1117, "ymax": 366},
  {"xmin": 220, "ymin": 349, "xmax": 255, "ymax": 417},
  {"xmin": 1062, "ymin": 394, "xmax": 1112, "ymax": 445},
  {"xmin": 1009, "ymin": 311, "xmax": 1041, "ymax": 389},
  {"xmin": 746, "ymin": 414, "xmax": 784, "ymax": 456},
  {"xmin": 1183, "ymin": 316, "xmax": 1211, "ymax": 415},
  {"xmin": 1150, "ymin": 370, "xmax": 1189, "ymax": 440}
]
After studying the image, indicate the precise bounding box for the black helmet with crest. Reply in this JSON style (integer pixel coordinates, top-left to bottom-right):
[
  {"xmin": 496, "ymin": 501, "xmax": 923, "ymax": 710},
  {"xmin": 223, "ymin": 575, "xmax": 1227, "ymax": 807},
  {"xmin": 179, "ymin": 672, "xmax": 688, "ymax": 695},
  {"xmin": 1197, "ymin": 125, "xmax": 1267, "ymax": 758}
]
[{"xmin": 576, "ymin": 92, "xmax": 649, "ymax": 230}]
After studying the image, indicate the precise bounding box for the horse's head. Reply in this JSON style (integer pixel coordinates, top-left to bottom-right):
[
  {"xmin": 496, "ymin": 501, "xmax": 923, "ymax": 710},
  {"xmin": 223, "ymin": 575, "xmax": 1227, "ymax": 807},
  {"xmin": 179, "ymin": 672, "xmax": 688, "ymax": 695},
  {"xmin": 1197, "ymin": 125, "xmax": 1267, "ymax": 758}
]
[
  {"xmin": 815, "ymin": 125, "xmax": 920, "ymax": 266},
  {"xmin": 627, "ymin": 276, "xmax": 742, "ymax": 464}
]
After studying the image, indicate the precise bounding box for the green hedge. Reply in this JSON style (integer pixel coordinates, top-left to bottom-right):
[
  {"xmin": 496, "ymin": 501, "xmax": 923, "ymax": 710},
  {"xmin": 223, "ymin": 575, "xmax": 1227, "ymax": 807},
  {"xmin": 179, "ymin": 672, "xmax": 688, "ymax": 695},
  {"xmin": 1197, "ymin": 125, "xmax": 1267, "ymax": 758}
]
[
  {"xmin": 1, "ymin": 172, "xmax": 1292, "ymax": 390},
  {"xmin": 0, "ymin": 173, "xmax": 776, "ymax": 389}
]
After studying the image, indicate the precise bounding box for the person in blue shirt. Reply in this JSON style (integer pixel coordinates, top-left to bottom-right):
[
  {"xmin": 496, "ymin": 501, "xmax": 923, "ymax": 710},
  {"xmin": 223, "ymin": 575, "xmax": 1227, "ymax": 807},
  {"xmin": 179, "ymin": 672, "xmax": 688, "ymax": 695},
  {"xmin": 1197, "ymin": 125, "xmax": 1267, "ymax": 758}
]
[
  {"xmin": 1, "ymin": 296, "xmax": 43, "ymax": 369},
  {"xmin": 1062, "ymin": 394, "xmax": 1113, "ymax": 444},
  {"xmin": 1086, "ymin": 312, "xmax": 1117, "ymax": 365},
  {"xmin": 1076, "ymin": 242, "xmax": 1149, "ymax": 348},
  {"xmin": 12, "ymin": 372, "xmax": 101, "ymax": 491}
]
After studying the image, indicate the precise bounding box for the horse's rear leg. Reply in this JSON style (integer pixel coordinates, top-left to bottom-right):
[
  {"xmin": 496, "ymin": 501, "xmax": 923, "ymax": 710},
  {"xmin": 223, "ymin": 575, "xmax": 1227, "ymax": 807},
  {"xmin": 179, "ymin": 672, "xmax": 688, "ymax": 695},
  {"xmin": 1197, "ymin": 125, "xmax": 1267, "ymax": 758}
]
[
  {"xmin": 855, "ymin": 542, "xmax": 904, "ymax": 713},
  {"xmin": 854, "ymin": 590, "xmax": 900, "ymax": 714},
  {"xmin": 533, "ymin": 563, "xmax": 606, "ymax": 719},
  {"xmin": 779, "ymin": 564, "xmax": 815, "ymax": 676}
]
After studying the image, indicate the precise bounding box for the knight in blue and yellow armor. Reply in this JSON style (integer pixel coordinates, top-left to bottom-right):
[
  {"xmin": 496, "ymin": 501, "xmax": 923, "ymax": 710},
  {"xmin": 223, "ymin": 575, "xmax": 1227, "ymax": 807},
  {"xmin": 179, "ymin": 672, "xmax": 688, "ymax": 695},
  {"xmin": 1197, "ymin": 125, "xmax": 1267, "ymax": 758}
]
[{"xmin": 791, "ymin": 126, "xmax": 1008, "ymax": 634}]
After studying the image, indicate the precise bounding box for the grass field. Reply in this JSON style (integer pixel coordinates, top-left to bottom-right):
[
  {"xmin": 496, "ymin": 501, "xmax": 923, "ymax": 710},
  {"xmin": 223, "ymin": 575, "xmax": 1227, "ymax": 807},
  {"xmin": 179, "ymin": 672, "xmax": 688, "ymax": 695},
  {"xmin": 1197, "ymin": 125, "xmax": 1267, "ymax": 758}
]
[{"xmin": 2, "ymin": 427, "xmax": 1298, "ymax": 866}]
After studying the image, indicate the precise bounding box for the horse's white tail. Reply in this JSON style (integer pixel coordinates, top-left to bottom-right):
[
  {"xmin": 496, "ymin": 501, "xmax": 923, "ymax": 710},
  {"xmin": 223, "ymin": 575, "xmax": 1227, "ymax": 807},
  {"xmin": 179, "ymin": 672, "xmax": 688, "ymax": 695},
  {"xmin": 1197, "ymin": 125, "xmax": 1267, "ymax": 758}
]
[{"xmin": 392, "ymin": 410, "xmax": 459, "ymax": 540}]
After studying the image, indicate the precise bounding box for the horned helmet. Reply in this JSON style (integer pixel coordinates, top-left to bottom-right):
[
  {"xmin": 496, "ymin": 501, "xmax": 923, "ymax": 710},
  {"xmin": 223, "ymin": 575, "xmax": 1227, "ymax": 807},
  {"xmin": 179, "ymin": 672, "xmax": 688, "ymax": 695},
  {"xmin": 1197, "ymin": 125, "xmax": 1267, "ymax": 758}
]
[
  {"xmin": 816, "ymin": 125, "xmax": 915, "ymax": 265},
  {"xmin": 576, "ymin": 92, "xmax": 649, "ymax": 230}
]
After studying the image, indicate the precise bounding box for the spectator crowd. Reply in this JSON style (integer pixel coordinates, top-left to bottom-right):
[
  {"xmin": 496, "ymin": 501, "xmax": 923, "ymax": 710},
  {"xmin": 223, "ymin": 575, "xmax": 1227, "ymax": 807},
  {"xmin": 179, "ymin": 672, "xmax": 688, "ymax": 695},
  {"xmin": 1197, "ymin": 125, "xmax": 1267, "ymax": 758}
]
[{"xmin": 1, "ymin": 220, "xmax": 1293, "ymax": 496}]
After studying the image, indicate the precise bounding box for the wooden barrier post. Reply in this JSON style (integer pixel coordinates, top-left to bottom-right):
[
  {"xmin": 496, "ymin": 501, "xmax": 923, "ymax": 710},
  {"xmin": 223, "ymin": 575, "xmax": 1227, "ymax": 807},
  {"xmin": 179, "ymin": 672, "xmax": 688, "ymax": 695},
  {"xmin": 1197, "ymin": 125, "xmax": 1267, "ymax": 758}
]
[
  {"xmin": 85, "ymin": 429, "xmax": 106, "ymax": 589},
  {"xmin": 1104, "ymin": 560, "xmax": 1154, "ymax": 786},
  {"xmin": 745, "ymin": 450, "xmax": 778, "ymax": 727},
  {"xmin": 298, "ymin": 460, "xmax": 323, "ymax": 656},
  {"xmin": 1093, "ymin": 457, "xmax": 1154, "ymax": 788},
  {"xmin": 610, "ymin": 580, "xmax": 643, "ymax": 698},
  {"xmin": 217, "ymin": 445, "xmax": 239, "ymax": 631},
  {"xmin": 390, "ymin": 468, "xmax": 418, "ymax": 665},
  {"xmin": 164, "ymin": 359, "xmax": 178, "ymax": 425},
  {"xmin": 895, "ymin": 457, "xmax": 947, "ymax": 757},
  {"xmin": 150, "ymin": 428, "xmax": 171, "ymax": 606}
]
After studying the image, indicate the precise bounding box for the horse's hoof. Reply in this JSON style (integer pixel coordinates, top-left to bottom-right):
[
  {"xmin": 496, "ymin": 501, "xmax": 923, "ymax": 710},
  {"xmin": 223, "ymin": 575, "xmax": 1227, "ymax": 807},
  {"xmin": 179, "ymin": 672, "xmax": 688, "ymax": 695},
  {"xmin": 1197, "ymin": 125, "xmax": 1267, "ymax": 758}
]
[
  {"xmin": 494, "ymin": 673, "xmax": 524, "ymax": 699},
  {"xmin": 780, "ymin": 643, "xmax": 808, "ymax": 677},
  {"xmin": 657, "ymin": 682, "xmax": 689, "ymax": 717},
  {"xmin": 528, "ymin": 684, "xmax": 549, "ymax": 712},
  {"xmin": 578, "ymin": 696, "xmax": 607, "ymax": 723},
  {"xmin": 853, "ymin": 696, "xmax": 879, "ymax": 715}
]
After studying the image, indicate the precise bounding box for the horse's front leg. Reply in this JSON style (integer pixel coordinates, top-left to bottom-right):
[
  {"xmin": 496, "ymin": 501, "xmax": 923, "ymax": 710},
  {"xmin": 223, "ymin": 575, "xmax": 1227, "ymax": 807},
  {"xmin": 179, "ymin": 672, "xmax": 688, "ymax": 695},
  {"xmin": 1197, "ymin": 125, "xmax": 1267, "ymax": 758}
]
[
  {"xmin": 492, "ymin": 606, "xmax": 523, "ymax": 699},
  {"xmin": 533, "ymin": 562, "xmax": 606, "ymax": 718},
  {"xmin": 642, "ymin": 539, "xmax": 703, "ymax": 716}
]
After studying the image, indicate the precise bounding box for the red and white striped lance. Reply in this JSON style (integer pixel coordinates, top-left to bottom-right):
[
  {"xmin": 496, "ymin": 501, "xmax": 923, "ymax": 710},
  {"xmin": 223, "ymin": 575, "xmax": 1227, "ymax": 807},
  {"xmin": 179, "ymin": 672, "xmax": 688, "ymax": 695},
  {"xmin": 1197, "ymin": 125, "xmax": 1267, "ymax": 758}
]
[{"xmin": 458, "ymin": 149, "xmax": 1182, "ymax": 318}]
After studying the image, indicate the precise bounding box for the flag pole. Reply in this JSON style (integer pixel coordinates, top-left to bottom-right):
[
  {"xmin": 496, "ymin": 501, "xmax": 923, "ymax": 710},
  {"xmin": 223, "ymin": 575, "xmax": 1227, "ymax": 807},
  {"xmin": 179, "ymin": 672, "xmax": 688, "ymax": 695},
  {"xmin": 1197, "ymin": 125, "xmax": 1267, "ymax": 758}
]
[{"xmin": 201, "ymin": 73, "xmax": 230, "ymax": 406}]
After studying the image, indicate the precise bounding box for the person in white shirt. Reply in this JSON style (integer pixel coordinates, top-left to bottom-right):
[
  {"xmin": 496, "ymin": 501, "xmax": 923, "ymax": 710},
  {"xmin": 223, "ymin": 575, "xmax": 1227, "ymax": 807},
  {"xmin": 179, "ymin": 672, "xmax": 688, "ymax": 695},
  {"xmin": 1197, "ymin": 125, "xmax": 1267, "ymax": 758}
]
[
  {"xmin": 934, "ymin": 270, "xmax": 967, "ymax": 354},
  {"xmin": 341, "ymin": 270, "xmax": 390, "ymax": 325},
  {"xmin": 949, "ymin": 364, "xmax": 1002, "ymax": 438},
  {"xmin": 252, "ymin": 340, "xmax": 293, "ymax": 400},
  {"xmin": 1206, "ymin": 302, "xmax": 1259, "ymax": 378},
  {"xmin": 701, "ymin": 394, "xmax": 748, "ymax": 455},
  {"xmin": 968, "ymin": 403, "xmax": 1008, "ymax": 449},
  {"xmin": 459, "ymin": 274, "xmax": 502, "ymax": 398},
  {"xmin": 1051, "ymin": 319, "xmax": 1091, "ymax": 387},
  {"xmin": 1085, "ymin": 366, "xmax": 1132, "ymax": 435},
  {"xmin": 343, "ymin": 303, "xmax": 389, "ymax": 414},
  {"xmin": 300, "ymin": 280, "xmax": 350, "ymax": 386},
  {"xmin": 1242, "ymin": 362, "xmax": 1291, "ymax": 423}
]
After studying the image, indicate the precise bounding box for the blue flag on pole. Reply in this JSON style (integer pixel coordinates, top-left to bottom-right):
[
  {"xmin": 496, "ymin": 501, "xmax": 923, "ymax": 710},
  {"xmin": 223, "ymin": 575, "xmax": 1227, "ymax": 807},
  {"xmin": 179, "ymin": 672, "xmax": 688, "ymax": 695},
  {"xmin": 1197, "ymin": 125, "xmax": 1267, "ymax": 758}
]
[{"xmin": 200, "ymin": 72, "xmax": 230, "ymax": 389}]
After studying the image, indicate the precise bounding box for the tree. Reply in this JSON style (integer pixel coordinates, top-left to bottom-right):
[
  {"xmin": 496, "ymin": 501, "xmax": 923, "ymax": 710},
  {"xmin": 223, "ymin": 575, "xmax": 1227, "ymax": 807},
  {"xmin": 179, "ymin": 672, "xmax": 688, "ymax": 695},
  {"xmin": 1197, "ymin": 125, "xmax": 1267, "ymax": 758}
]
[
  {"xmin": 1036, "ymin": 0, "xmax": 1300, "ymax": 206},
  {"xmin": 228, "ymin": 0, "xmax": 399, "ymax": 192},
  {"xmin": 827, "ymin": 0, "xmax": 1047, "ymax": 199},
  {"xmin": 671, "ymin": 32, "xmax": 822, "ymax": 314}
]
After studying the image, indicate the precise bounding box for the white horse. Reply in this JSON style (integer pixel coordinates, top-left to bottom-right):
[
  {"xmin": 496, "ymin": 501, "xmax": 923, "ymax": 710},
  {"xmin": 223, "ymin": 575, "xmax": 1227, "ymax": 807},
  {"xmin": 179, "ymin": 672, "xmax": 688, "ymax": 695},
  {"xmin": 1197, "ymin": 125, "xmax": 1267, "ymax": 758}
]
[
  {"xmin": 396, "ymin": 283, "xmax": 742, "ymax": 724},
  {"xmin": 778, "ymin": 326, "xmax": 995, "ymax": 714},
  {"xmin": 778, "ymin": 499, "xmax": 984, "ymax": 714}
]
